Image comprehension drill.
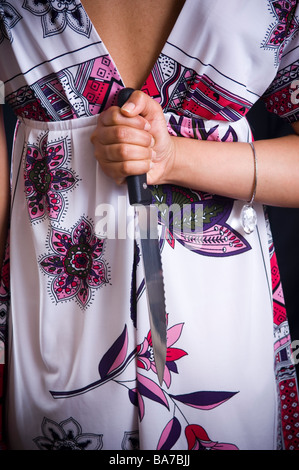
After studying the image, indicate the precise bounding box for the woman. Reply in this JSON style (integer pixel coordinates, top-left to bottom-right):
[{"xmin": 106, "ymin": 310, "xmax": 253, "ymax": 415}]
[{"xmin": 0, "ymin": 0, "xmax": 298, "ymax": 450}]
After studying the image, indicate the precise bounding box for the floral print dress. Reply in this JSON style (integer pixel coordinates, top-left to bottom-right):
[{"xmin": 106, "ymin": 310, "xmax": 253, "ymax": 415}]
[{"xmin": 0, "ymin": 0, "xmax": 299, "ymax": 451}]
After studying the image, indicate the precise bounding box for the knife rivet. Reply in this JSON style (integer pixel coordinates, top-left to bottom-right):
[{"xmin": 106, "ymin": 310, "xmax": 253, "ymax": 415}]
[{"xmin": 143, "ymin": 182, "xmax": 148, "ymax": 190}]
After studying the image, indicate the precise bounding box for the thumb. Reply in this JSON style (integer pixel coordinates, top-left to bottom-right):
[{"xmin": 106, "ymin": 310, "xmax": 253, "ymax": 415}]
[{"xmin": 119, "ymin": 89, "xmax": 162, "ymax": 122}]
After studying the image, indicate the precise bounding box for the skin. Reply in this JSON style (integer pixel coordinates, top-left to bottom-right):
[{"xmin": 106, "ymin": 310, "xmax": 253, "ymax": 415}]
[
  {"xmin": 82, "ymin": 0, "xmax": 186, "ymax": 89},
  {"xmin": 91, "ymin": 93, "xmax": 299, "ymax": 207},
  {"xmin": 83, "ymin": 0, "xmax": 299, "ymax": 207}
]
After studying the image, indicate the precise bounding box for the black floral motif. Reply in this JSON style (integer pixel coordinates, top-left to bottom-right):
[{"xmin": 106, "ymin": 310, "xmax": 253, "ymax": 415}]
[
  {"xmin": 33, "ymin": 416, "xmax": 103, "ymax": 450},
  {"xmin": 121, "ymin": 431, "xmax": 139, "ymax": 450},
  {"xmin": 0, "ymin": 1, "xmax": 22, "ymax": 43},
  {"xmin": 22, "ymin": 0, "xmax": 91, "ymax": 38}
]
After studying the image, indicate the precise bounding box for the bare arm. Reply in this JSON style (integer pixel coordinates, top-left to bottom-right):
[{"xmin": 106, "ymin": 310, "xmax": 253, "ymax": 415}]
[
  {"xmin": 0, "ymin": 106, "xmax": 10, "ymax": 267},
  {"xmin": 91, "ymin": 91, "xmax": 299, "ymax": 208},
  {"xmin": 168, "ymin": 122, "xmax": 299, "ymax": 207}
]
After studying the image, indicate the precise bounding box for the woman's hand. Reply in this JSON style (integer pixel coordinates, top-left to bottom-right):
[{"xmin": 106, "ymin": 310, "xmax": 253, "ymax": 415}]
[
  {"xmin": 91, "ymin": 90, "xmax": 175, "ymax": 185},
  {"xmin": 91, "ymin": 91, "xmax": 299, "ymax": 207}
]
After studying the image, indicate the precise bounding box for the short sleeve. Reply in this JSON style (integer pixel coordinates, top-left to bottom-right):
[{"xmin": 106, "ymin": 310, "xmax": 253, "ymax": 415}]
[{"xmin": 262, "ymin": 1, "xmax": 299, "ymax": 124}]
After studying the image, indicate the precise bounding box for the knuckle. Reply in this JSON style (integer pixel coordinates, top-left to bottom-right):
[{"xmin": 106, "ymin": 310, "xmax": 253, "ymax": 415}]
[
  {"xmin": 118, "ymin": 143, "xmax": 129, "ymax": 160},
  {"xmin": 93, "ymin": 148, "xmax": 104, "ymax": 164},
  {"xmin": 133, "ymin": 90, "xmax": 143, "ymax": 100},
  {"xmin": 90, "ymin": 131, "xmax": 96, "ymax": 144},
  {"xmin": 121, "ymin": 159, "xmax": 131, "ymax": 175},
  {"xmin": 151, "ymin": 100, "xmax": 162, "ymax": 115},
  {"xmin": 115, "ymin": 126, "xmax": 128, "ymax": 142},
  {"xmin": 91, "ymin": 128, "xmax": 103, "ymax": 145},
  {"xmin": 97, "ymin": 110, "xmax": 108, "ymax": 127},
  {"xmin": 110, "ymin": 107, "xmax": 120, "ymax": 124},
  {"xmin": 147, "ymin": 132, "xmax": 154, "ymax": 146}
]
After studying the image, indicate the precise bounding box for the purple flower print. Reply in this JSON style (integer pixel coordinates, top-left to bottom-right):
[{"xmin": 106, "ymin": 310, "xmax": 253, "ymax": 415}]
[
  {"xmin": 49, "ymin": 322, "xmax": 239, "ymax": 450},
  {"xmin": 152, "ymin": 186, "xmax": 251, "ymax": 257},
  {"xmin": 24, "ymin": 133, "xmax": 78, "ymax": 223},
  {"xmin": 137, "ymin": 317, "xmax": 187, "ymax": 388},
  {"xmin": 39, "ymin": 217, "xmax": 110, "ymax": 308}
]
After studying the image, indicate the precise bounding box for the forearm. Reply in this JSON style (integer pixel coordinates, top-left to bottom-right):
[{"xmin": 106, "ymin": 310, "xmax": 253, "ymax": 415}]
[
  {"xmin": 167, "ymin": 133, "xmax": 299, "ymax": 208},
  {"xmin": 93, "ymin": 90, "xmax": 299, "ymax": 208},
  {"xmin": 0, "ymin": 107, "xmax": 10, "ymax": 267}
]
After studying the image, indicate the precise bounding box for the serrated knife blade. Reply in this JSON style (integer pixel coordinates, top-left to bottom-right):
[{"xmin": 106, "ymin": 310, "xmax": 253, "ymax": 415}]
[{"xmin": 117, "ymin": 88, "xmax": 167, "ymax": 385}]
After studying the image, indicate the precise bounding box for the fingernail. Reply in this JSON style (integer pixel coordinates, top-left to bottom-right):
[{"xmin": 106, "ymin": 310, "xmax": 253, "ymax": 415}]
[
  {"xmin": 122, "ymin": 102, "xmax": 135, "ymax": 113},
  {"xmin": 144, "ymin": 121, "xmax": 151, "ymax": 131}
]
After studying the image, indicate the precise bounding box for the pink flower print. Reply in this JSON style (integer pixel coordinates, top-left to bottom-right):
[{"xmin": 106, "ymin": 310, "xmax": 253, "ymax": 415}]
[
  {"xmin": 167, "ymin": 115, "xmax": 221, "ymax": 141},
  {"xmin": 262, "ymin": 0, "xmax": 298, "ymax": 63},
  {"xmin": 185, "ymin": 424, "xmax": 238, "ymax": 450},
  {"xmin": 152, "ymin": 186, "xmax": 251, "ymax": 257},
  {"xmin": 137, "ymin": 319, "xmax": 187, "ymax": 387},
  {"xmin": 129, "ymin": 373, "xmax": 170, "ymax": 421},
  {"xmin": 39, "ymin": 217, "xmax": 110, "ymax": 308},
  {"xmin": 24, "ymin": 133, "xmax": 78, "ymax": 223}
]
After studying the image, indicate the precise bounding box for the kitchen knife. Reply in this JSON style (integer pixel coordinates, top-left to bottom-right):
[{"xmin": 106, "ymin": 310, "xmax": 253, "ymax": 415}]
[{"xmin": 117, "ymin": 87, "xmax": 167, "ymax": 385}]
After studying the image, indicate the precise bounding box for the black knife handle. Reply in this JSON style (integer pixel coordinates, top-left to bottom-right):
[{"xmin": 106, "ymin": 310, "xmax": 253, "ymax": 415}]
[{"xmin": 117, "ymin": 88, "xmax": 152, "ymax": 206}]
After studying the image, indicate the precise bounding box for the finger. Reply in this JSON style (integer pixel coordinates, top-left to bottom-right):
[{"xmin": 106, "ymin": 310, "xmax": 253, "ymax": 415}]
[
  {"xmin": 98, "ymin": 105, "xmax": 151, "ymax": 130},
  {"xmin": 102, "ymin": 151, "xmax": 153, "ymax": 185},
  {"xmin": 119, "ymin": 90, "xmax": 162, "ymax": 122},
  {"xmin": 94, "ymin": 125, "xmax": 154, "ymax": 148},
  {"xmin": 102, "ymin": 143, "xmax": 155, "ymax": 164}
]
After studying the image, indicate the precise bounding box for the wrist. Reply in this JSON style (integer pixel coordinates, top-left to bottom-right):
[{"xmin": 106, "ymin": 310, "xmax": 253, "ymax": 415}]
[{"xmin": 163, "ymin": 136, "xmax": 198, "ymax": 187}]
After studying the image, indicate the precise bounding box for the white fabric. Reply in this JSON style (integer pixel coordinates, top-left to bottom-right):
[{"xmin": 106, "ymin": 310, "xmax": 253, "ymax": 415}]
[{"xmin": 0, "ymin": 0, "xmax": 298, "ymax": 450}]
